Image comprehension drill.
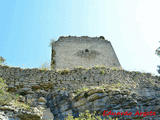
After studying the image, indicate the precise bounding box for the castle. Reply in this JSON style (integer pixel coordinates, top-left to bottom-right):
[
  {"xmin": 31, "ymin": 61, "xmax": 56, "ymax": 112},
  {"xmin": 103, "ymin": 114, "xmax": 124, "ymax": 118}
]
[
  {"xmin": 51, "ymin": 36, "xmax": 121, "ymax": 69},
  {"xmin": 0, "ymin": 36, "xmax": 159, "ymax": 120}
]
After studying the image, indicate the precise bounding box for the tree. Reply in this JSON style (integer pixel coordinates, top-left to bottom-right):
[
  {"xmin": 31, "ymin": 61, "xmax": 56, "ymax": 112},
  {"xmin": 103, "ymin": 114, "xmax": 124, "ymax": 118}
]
[
  {"xmin": 156, "ymin": 43, "xmax": 160, "ymax": 74},
  {"xmin": 0, "ymin": 56, "xmax": 5, "ymax": 65}
]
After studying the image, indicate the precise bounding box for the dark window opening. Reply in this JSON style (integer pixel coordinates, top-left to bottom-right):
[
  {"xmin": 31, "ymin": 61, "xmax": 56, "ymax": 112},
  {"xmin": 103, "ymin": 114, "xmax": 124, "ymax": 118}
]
[{"xmin": 85, "ymin": 49, "xmax": 89, "ymax": 52}]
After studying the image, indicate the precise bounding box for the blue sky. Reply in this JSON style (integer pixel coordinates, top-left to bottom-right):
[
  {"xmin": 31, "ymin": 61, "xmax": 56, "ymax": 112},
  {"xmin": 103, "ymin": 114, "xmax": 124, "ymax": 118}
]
[{"xmin": 0, "ymin": 0, "xmax": 159, "ymax": 74}]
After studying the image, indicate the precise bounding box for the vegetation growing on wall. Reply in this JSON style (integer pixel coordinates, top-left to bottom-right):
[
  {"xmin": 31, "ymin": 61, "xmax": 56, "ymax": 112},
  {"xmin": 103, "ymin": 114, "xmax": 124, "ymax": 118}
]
[
  {"xmin": 0, "ymin": 77, "xmax": 13, "ymax": 105},
  {"xmin": 65, "ymin": 110, "xmax": 118, "ymax": 120},
  {"xmin": 0, "ymin": 56, "xmax": 5, "ymax": 65},
  {"xmin": 0, "ymin": 77, "xmax": 30, "ymax": 110}
]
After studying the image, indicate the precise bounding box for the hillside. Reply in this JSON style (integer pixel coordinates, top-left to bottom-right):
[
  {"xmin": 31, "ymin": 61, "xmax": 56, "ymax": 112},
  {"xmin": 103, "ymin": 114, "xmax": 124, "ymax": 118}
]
[{"xmin": 0, "ymin": 65, "xmax": 160, "ymax": 120}]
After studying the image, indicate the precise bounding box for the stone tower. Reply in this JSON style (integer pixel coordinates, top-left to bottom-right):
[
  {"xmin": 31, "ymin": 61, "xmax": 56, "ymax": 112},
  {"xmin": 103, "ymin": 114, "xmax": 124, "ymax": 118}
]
[{"xmin": 51, "ymin": 36, "xmax": 121, "ymax": 69}]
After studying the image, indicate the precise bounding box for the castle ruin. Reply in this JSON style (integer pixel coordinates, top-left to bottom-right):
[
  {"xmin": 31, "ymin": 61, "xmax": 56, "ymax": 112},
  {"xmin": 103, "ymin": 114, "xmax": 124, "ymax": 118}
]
[{"xmin": 51, "ymin": 36, "xmax": 121, "ymax": 69}]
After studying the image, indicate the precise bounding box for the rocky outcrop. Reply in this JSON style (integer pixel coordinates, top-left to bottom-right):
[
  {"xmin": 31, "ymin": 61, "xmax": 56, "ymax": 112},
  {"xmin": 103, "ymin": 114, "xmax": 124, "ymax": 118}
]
[
  {"xmin": 0, "ymin": 97, "xmax": 55, "ymax": 120},
  {"xmin": 47, "ymin": 83, "xmax": 160, "ymax": 120},
  {"xmin": 0, "ymin": 103, "xmax": 43, "ymax": 120},
  {"xmin": 0, "ymin": 65, "xmax": 160, "ymax": 119}
]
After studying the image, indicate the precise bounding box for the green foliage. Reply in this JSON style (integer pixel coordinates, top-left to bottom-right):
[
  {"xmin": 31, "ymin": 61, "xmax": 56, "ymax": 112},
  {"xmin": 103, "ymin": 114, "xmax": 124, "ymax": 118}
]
[
  {"xmin": 56, "ymin": 68, "xmax": 71, "ymax": 75},
  {"xmin": 110, "ymin": 67, "xmax": 119, "ymax": 71},
  {"xmin": 65, "ymin": 110, "xmax": 118, "ymax": 120},
  {"xmin": 0, "ymin": 78, "xmax": 31, "ymax": 110},
  {"xmin": 0, "ymin": 78, "xmax": 7, "ymax": 92},
  {"xmin": 60, "ymin": 69, "xmax": 70, "ymax": 75},
  {"xmin": 65, "ymin": 110, "xmax": 101, "ymax": 120},
  {"xmin": 100, "ymin": 70, "xmax": 105, "ymax": 75},
  {"xmin": 93, "ymin": 65, "xmax": 106, "ymax": 69},
  {"xmin": 0, "ymin": 92, "xmax": 13, "ymax": 105},
  {"xmin": 75, "ymin": 87, "xmax": 89, "ymax": 94},
  {"xmin": 0, "ymin": 56, "xmax": 5, "ymax": 65},
  {"xmin": 17, "ymin": 114, "xmax": 40, "ymax": 120},
  {"xmin": 76, "ymin": 66, "xmax": 84, "ymax": 69},
  {"xmin": 12, "ymin": 99, "xmax": 31, "ymax": 110},
  {"xmin": 0, "ymin": 78, "xmax": 13, "ymax": 105}
]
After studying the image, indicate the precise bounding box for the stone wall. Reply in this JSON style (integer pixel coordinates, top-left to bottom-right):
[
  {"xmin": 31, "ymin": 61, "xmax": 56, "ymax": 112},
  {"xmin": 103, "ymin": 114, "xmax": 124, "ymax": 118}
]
[
  {"xmin": 51, "ymin": 36, "xmax": 121, "ymax": 69},
  {"xmin": 0, "ymin": 65, "xmax": 159, "ymax": 94}
]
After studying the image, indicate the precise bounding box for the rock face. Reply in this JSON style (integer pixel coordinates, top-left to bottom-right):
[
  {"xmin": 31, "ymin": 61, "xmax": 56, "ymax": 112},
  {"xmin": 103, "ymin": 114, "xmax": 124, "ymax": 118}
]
[
  {"xmin": 47, "ymin": 85, "xmax": 160, "ymax": 120},
  {"xmin": 0, "ymin": 65, "xmax": 160, "ymax": 119},
  {"xmin": 0, "ymin": 104, "xmax": 43, "ymax": 120}
]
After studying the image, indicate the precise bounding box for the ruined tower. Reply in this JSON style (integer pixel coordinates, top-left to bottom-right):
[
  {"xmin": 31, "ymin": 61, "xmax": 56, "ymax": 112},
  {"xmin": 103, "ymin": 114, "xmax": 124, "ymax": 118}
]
[{"xmin": 51, "ymin": 36, "xmax": 121, "ymax": 69}]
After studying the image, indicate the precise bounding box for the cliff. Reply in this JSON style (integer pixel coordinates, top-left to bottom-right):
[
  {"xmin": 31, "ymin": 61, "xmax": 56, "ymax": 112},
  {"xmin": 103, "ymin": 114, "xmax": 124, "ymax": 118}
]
[{"xmin": 0, "ymin": 65, "xmax": 160, "ymax": 119}]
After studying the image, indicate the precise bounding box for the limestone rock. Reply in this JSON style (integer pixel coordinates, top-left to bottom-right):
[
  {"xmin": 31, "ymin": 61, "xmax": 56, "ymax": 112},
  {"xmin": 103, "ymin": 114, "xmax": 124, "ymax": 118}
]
[
  {"xmin": 42, "ymin": 108, "xmax": 54, "ymax": 120},
  {"xmin": 38, "ymin": 97, "xmax": 46, "ymax": 103}
]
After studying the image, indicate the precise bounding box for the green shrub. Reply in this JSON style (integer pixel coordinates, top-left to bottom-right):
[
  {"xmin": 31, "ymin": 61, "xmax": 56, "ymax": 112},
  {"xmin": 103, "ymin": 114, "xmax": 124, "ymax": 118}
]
[
  {"xmin": 65, "ymin": 110, "xmax": 118, "ymax": 120},
  {"xmin": 100, "ymin": 70, "xmax": 105, "ymax": 75},
  {"xmin": 0, "ymin": 78, "xmax": 13, "ymax": 105},
  {"xmin": 0, "ymin": 92, "xmax": 13, "ymax": 105},
  {"xmin": 0, "ymin": 78, "xmax": 31, "ymax": 109},
  {"xmin": 65, "ymin": 110, "xmax": 102, "ymax": 120},
  {"xmin": 75, "ymin": 87, "xmax": 89, "ymax": 95},
  {"xmin": 60, "ymin": 69, "xmax": 70, "ymax": 75},
  {"xmin": 0, "ymin": 78, "xmax": 7, "ymax": 92}
]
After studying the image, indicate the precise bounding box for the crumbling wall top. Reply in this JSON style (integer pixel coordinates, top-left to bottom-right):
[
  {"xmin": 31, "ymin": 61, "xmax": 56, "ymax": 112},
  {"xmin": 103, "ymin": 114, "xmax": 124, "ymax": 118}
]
[{"xmin": 51, "ymin": 36, "xmax": 109, "ymax": 46}]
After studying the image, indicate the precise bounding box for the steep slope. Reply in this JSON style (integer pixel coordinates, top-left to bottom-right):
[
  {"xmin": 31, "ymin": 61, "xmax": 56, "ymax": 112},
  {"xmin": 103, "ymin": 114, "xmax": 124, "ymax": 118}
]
[{"xmin": 0, "ymin": 65, "xmax": 159, "ymax": 120}]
